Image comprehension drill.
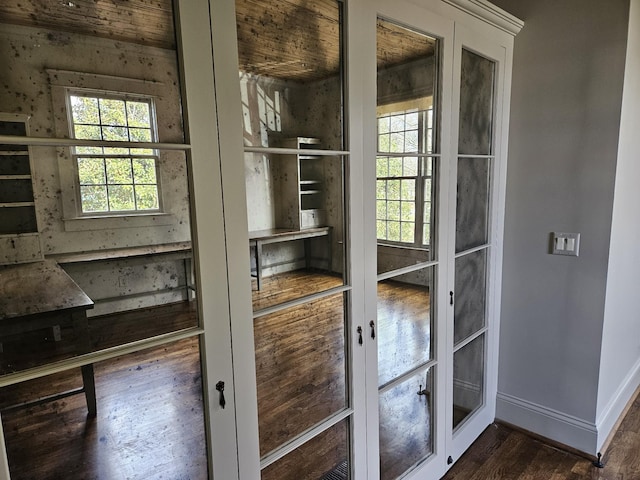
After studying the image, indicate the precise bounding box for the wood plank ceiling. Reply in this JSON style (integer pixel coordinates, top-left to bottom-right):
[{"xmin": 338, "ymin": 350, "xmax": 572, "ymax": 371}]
[{"xmin": 0, "ymin": 0, "xmax": 435, "ymax": 82}]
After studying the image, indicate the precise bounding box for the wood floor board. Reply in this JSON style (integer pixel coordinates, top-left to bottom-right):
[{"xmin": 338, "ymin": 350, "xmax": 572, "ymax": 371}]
[
  {"xmin": 2, "ymin": 337, "xmax": 207, "ymax": 480},
  {"xmin": 3, "ymin": 269, "xmax": 640, "ymax": 479}
]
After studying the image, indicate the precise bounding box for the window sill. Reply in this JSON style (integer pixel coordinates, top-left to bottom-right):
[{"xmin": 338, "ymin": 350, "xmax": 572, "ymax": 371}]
[{"xmin": 63, "ymin": 213, "xmax": 177, "ymax": 232}]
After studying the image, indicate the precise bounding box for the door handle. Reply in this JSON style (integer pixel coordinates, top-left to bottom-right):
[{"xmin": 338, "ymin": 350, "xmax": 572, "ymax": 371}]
[{"xmin": 215, "ymin": 381, "xmax": 226, "ymax": 409}]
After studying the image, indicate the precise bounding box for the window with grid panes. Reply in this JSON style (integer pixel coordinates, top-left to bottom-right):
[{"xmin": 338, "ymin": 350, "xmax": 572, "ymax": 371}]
[
  {"xmin": 68, "ymin": 91, "xmax": 160, "ymax": 214},
  {"xmin": 376, "ymin": 107, "xmax": 433, "ymax": 246}
]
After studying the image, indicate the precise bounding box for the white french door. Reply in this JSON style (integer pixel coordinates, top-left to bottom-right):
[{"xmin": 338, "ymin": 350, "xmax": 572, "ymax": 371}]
[
  {"xmin": 201, "ymin": 0, "xmax": 517, "ymax": 478},
  {"xmin": 362, "ymin": 3, "xmax": 454, "ymax": 479},
  {"xmin": 446, "ymin": 25, "xmax": 510, "ymax": 464},
  {"xmin": 361, "ymin": 2, "xmax": 514, "ymax": 479}
]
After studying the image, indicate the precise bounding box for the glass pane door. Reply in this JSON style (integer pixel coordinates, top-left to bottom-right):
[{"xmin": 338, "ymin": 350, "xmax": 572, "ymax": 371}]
[
  {"xmin": 234, "ymin": 0, "xmax": 352, "ymax": 478},
  {"xmin": 452, "ymin": 48, "xmax": 496, "ymax": 431},
  {"xmin": 376, "ymin": 18, "xmax": 440, "ymax": 480},
  {"xmin": 0, "ymin": 1, "xmax": 224, "ymax": 477}
]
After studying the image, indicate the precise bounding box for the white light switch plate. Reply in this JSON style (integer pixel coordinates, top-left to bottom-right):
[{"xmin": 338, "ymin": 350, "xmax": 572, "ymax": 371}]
[{"xmin": 551, "ymin": 232, "xmax": 580, "ymax": 256}]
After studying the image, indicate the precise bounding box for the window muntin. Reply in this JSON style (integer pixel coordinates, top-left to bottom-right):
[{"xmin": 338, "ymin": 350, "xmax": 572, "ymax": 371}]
[
  {"xmin": 68, "ymin": 91, "xmax": 160, "ymax": 214},
  {"xmin": 376, "ymin": 107, "xmax": 433, "ymax": 247}
]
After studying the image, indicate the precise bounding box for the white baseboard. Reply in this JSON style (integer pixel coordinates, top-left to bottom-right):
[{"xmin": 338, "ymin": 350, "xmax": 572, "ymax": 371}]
[
  {"xmin": 496, "ymin": 392, "xmax": 598, "ymax": 455},
  {"xmin": 595, "ymin": 356, "xmax": 640, "ymax": 452}
]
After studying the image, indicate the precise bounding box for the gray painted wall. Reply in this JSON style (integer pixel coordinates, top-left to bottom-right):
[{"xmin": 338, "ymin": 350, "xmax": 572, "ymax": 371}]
[{"xmin": 491, "ymin": 0, "xmax": 630, "ymax": 451}]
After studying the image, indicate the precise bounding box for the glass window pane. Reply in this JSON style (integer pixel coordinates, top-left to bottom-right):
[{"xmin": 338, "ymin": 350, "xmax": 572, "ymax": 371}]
[
  {"xmin": 379, "ymin": 133, "xmax": 390, "ymax": 153},
  {"xmin": 405, "ymin": 112, "xmax": 419, "ymax": 130},
  {"xmin": 388, "ymin": 115, "xmax": 402, "ymax": 132},
  {"xmin": 377, "ymin": 157, "xmax": 389, "ymax": 177},
  {"xmin": 1, "ymin": 339, "xmax": 207, "ymax": 479},
  {"xmin": 377, "ymin": 200, "xmax": 387, "ymax": 219},
  {"xmin": 103, "ymin": 146, "xmax": 130, "ymax": 155},
  {"xmin": 401, "ymin": 221, "xmax": 415, "ymax": 243},
  {"xmin": 387, "ymin": 221, "xmax": 401, "ymax": 241},
  {"xmin": 108, "ymin": 185, "xmax": 135, "ymax": 210},
  {"xmin": 102, "ymin": 126, "xmax": 129, "ymax": 142},
  {"xmin": 403, "ymin": 157, "xmax": 418, "ymax": 176},
  {"xmin": 135, "ymin": 184, "xmax": 159, "ymax": 210},
  {"xmin": 456, "ymin": 157, "xmax": 490, "ymax": 252},
  {"xmin": 70, "ymin": 96, "xmax": 99, "ymax": 125},
  {"xmin": 453, "ymin": 335, "xmax": 485, "ymax": 430},
  {"xmin": 132, "ymin": 158, "xmax": 157, "ymax": 184},
  {"xmin": 260, "ymin": 419, "xmax": 350, "ymax": 480},
  {"xmin": 78, "ymin": 158, "xmax": 106, "ymax": 185},
  {"xmin": 80, "ymin": 185, "xmax": 109, "ymax": 212},
  {"xmin": 74, "ymin": 124, "xmax": 102, "ymax": 140},
  {"xmin": 99, "ymin": 98, "xmax": 127, "ymax": 126},
  {"xmin": 126, "ymin": 101, "xmax": 151, "ymax": 128},
  {"xmin": 106, "ymin": 158, "xmax": 133, "ymax": 184},
  {"xmin": 400, "ymin": 179, "xmax": 415, "ymax": 201},
  {"xmin": 76, "ymin": 146, "xmax": 104, "ymax": 155},
  {"xmin": 454, "ymin": 249, "xmax": 487, "ymax": 345},
  {"xmin": 387, "ymin": 180, "xmax": 400, "ymax": 200},
  {"xmin": 246, "ymin": 151, "xmax": 345, "ymax": 311},
  {"xmin": 129, "ymin": 127, "xmax": 152, "ymax": 143},
  {"xmin": 236, "ymin": 0, "xmax": 343, "ymax": 150},
  {"xmin": 1, "ymin": 0, "xmax": 201, "ymax": 472},
  {"xmin": 254, "ymin": 293, "xmax": 347, "ymax": 456},
  {"xmin": 379, "ymin": 368, "xmax": 434, "ymax": 479},
  {"xmin": 405, "ymin": 130, "xmax": 418, "ymax": 152},
  {"xmin": 387, "ymin": 201, "xmax": 400, "ymax": 221},
  {"xmin": 400, "ymin": 201, "xmax": 415, "ymax": 222},
  {"xmin": 388, "ymin": 157, "xmax": 403, "ymax": 177},
  {"xmin": 390, "ymin": 132, "xmax": 404, "ymax": 153},
  {"xmin": 377, "ymin": 266, "xmax": 433, "ymax": 386},
  {"xmin": 378, "ymin": 116, "xmax": 390, "ymax": 134},
  {"xmin": 377, "ymin": 17, "xmax": 438, "ymax": 270},
  {"xmin": 459, "ymin": 49, "xmax": 495, "ymax": 155}
]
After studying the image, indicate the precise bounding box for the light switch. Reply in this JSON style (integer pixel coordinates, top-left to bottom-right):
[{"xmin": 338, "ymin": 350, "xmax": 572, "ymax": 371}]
[{"xmin": 551, "ymin": 232, "xmax": 580, "ymax": 256}]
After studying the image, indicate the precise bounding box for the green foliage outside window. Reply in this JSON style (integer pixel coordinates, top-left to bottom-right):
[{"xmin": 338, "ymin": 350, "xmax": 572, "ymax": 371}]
[
  {"xmin": 376, "ymin": 108, "xmax": 433, "ymax": 246},
  {"xmin": 69, "ymin": 93, "xmax": 160, "ymax": 214}
]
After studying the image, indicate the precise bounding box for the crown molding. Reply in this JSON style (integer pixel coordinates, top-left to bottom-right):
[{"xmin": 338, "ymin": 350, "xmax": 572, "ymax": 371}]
[{"xmin": 443, "ymin": 0, "xmax": 524, "ymax": 36}]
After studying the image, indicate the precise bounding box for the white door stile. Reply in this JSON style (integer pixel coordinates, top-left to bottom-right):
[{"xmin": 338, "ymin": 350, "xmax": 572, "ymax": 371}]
[
  {"xmin": 175, "ymin": 0, "xmax": 247, "ymax": 478},
  {"xmin": 204, "ymin": 0, "xmax": 264, "ymax": 478},
  {"xmin": 346, "ymin": 1, "xmax": 374, "ymax": 479}
]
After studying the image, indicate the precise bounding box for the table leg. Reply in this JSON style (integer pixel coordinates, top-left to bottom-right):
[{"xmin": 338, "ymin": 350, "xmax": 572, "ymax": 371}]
[
  {"xmin": 81, "ymin": 364, "xmax": 97, "ymax": 417},
  {"xmin": 304, "ymin": 238, "xmax": 312, "ymax": 269},
  {"xmin": 71, "ymin": 311, "xmax": 97, "ymax": 416},
  {"xmin": 255, "ymin": 241, "xmax": 263, "ymax": 291}
]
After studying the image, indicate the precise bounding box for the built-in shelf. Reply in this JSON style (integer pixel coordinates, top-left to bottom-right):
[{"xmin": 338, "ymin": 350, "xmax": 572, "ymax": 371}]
[
  {"xmin": 0, "ymin": 114, "xmax": 43, "ymax": 264},
  {"xmin": 274, "ymin": 137, "xmax": 327, "ymax": 230}
]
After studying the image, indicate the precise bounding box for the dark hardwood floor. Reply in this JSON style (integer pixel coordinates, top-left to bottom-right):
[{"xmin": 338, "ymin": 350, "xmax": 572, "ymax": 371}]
[
  {"xmin": 1, "ymin": 337, "xmax": 207, "ymax": 480},
  {"xmin": 443, "ymin": 391, "xmax": 640, "ymax": 480},
  {"xmin": 2, "ymin": 269, "xmax": 640, "ymax": 479}
]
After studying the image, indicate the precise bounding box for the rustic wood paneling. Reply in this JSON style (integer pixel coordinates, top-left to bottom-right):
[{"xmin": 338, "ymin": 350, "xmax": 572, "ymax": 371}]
[
  {"xmin": 377, "ymin": 18, "xmax": 437, "ymax": 70},
  {"xmin": 0, "ymin": 0, "xmax": 175, "ymax": 50},
  {"xmin": 0, "ymin": 0, "xmax": 436, "ymax": 83}
]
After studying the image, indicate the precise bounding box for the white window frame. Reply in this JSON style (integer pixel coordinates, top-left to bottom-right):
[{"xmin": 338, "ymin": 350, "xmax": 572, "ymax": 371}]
[
  {"xmin": 66, "ymin": 88, "xmax": 163, "ymax": 216},
  {"xmin": 49, "ymin": 69, "xmax": 177, "ymax": 231},
  {"xmin": 376, "ymin": 104, "xmax": 434, "ymax": 248}
]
